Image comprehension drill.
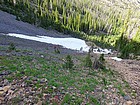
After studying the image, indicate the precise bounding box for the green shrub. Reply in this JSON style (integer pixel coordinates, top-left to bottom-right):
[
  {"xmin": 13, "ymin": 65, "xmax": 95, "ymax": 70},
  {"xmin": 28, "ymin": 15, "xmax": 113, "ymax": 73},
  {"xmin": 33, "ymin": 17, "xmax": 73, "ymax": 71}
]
[
  {"xmin": 84, "ymin": 53, "xmax": 92, "ymax": 68},
  {"xmin": 64, "ymin": 55, "xmax": 74, "ymax": 69},
  {"xmin": 99, "ymin": 54, "xmax": 105, "ymax": 63},
  {"xmin": 54, "ymin": 48, "xmax": 60, "ymax": 54},
  {"xmin": 8, "ymin": 43, "xmax": 16, "ymax": 51},
  {"xmin": 102, "ymin": 77, "xmax": 107, "ymax": 86},
  {"xmin": 93, "ymin": 54, "xmax": 105, "ymax": 69}
]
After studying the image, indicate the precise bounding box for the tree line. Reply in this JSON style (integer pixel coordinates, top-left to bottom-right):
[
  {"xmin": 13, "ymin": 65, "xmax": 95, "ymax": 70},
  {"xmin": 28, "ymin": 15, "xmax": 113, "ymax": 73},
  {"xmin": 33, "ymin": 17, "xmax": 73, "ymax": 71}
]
[{"xmin": 0, "ymin": 0, "xmax": 140, "ymax": 57}]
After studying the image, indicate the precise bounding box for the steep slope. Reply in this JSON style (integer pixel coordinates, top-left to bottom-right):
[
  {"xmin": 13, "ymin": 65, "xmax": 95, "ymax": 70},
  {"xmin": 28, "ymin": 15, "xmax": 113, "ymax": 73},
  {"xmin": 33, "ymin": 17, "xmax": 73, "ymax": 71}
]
[
  {"xmin": 0, "ymin": 0, "xmax": 140, "ymax": 57},
  {"xmin": 0, "ymin": 6, "xmax": 140, "ymax": 105}
]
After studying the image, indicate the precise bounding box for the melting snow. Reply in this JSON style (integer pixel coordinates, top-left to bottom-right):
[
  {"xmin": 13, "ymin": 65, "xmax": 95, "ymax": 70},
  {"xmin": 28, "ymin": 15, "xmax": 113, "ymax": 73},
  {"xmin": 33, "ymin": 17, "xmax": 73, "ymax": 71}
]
[
  {"xmin": 6, "ymin": 33, "xmax": 90, "ymax": 52},
  {"xmin": 5, "ymin": 33, "xmax": 114, "ymax": 54},
  {"xmin": 111, "ymin": 57, "xmax": 122, "ymax": 61}
]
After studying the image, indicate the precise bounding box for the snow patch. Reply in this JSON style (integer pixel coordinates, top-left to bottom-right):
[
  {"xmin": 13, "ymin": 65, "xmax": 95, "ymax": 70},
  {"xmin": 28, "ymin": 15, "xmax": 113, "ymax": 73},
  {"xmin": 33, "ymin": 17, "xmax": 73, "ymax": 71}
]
[
  {"xmin": 111, "ymin": 57, "xmax": 122, "ymax": 61},
  {"xmin": 6, "ymin": 33, "xmax": 90, "ymax": 52}
]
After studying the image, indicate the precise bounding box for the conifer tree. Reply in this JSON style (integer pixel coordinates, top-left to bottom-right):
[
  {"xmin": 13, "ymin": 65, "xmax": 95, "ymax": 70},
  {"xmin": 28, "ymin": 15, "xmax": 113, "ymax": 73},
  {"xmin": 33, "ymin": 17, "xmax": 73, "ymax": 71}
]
[
  {"xmin": 54, "ymin": 7, "xmax": 59, "ymax": 23},
  {"xmin": 62, "ymin": 5, "xmax": 67, "ymax": 25},
  {"xmin": 65, "ymin": 55, "xmax": 74, "ymax": 69}
]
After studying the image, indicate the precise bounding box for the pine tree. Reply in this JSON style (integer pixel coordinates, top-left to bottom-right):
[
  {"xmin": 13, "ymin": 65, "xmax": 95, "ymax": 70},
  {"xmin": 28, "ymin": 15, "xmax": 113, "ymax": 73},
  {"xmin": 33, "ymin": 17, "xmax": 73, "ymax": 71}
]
[
  {"xmin": 62, "ymin": 5, "xmax": 67, "ymax": 25},
  {"xmin": 54, "ymin": 7, "xmax": 59, "ymax": 23},
  {"xmin": 65, "ymin": 55, "xmax": 74, "ymax": 69},
  {"xmin": 76, "ymin": 13, "xmax": 81, "ymax": 32}
]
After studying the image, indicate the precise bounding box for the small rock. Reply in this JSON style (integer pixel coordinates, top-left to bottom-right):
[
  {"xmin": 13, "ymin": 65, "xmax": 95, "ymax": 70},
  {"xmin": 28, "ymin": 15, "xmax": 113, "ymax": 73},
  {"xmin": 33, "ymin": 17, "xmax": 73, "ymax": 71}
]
[
  {"xmin": 3, "ymin": 79, "xmax": 9, "ymax": 86},
  {"xmin": 50, "ymin": 97, "xmax": 59, "ymax": 104},
  {"xmin": 43, "ymin": 94, "xmax": 50, "ymax": 100},
  {"xmin": 136, "ymin": 102, "xmax": 140, "ymax": 105},
  {"xmin": 0, "ymin": 97, "xmax": 4, "ymax": 101},
  {"xmin": 11, "ymin": 86, "xmax": 16, "ymax": 91},
  {"xmin": 28, "ymin": 53, "xmax": 32, "ymax": 55},
  {"xmin": 124, "ymin": 95, "xmax": 131, "ymax": 101},
  {"xmin": 0, "ymin": 87, "xmax": 3, "ymax": 91},
  {"xmin": 32, "ymin": 77, "xmax": 38, "ymax": 81},
  {"xmin": 40, "ymin": 78, "xmax": 47, "ymax": 83},
  {"xmin": 29, "ymin": 96, "xmax": 33, "ymax": 98},
  {"xmin": 37, "ymin": 100, "xmax": 42, "ymax": 105},
  {"xmin": 52, "ymin": 86, "xmax": 56, "ymax": 90},
  {"xmin": 0, "ymin": 91, "xmax": 4, "ymax": 95},
  {"xmin": 40, "ymin": 55, "xmax": 44, "ymax": 58},
  {"xmin": 8, "ymin": 90, "xmax": 14, "ymax": 95},
  {"xmin": 3, "ymin": 86, "xmax": 10, "ymax": 92},
  {"xmin": 0, "ymin": 70, "xmax": 11, "ymax": 76},
  {"xmin": 126, "ymin": 101, "xmax": 133, "ymax": 105}
]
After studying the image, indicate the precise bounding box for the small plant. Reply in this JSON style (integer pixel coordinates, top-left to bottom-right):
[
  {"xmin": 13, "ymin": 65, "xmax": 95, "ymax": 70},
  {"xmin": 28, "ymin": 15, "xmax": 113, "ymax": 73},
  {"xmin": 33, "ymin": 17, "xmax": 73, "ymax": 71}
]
[
  {"xmin": 55, "ymin": 48, "xmax": 60, "ymax": 54},
  {"xmin": 93, "ymin": 54, "xmax": 106, "ymax": 69},
  {"xmin": 99, "ymin": 54, "xmax": 105, "ymax": 63},
  {"xmin": 64, "ymin": 55, "xmax": 74, "ymax": 69},
  {"xmin": 61, "ymin": 94, "xmax": 72, "ymax": 104},
  {"xmin": 117, "ymin": 84, "xmax": 125, "ymax": 96},
  {"xmin": 84, "ymin": 53, "xmax": 92, "ymax": 68},
  {"xmin": 54, "ymin": 46, "xmax": 60, "ymax": 54},
  {"xmin": 102, "ymin": 78, "xmax": 107, "ymax": 86},
  {"xmin": 8, "ymin": 43, "xmax": 16, "ymax": 51}
]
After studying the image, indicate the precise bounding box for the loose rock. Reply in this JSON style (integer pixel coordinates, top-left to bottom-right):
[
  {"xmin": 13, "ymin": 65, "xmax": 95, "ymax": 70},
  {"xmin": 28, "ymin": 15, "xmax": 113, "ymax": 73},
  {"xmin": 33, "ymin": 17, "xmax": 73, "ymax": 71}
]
[{"xmin": 126, "ymin": 101, "xmax": 133, "ymax": 105}]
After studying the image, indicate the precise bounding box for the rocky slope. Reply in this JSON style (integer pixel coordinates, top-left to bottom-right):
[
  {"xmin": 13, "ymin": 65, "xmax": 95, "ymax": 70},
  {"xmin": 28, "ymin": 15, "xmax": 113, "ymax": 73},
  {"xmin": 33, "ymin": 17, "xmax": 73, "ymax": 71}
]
[{"xmin": 0, "ymin": 10, "xmax": 140, "ymax": 105}]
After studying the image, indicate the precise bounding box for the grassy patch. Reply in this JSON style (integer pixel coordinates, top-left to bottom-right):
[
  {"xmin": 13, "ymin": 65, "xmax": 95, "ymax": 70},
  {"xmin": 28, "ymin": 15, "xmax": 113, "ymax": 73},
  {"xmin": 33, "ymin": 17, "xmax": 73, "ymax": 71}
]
[{"xmin": 0, "ymin": 48, "xmax": 134, "ymax": 104}]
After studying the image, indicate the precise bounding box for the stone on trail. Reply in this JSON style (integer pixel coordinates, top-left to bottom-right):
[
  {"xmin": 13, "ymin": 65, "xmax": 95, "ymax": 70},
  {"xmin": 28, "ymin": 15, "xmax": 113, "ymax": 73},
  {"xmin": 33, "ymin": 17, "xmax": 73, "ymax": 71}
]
[
  {"xmin": 36, "ymin": 100, "xmax": 42, "ymax": 105},
  {"xmin": 126, "ymin": 101, "xmax": 133, "ymax": 105},
  {"xmin": 124, "ymin": 95, "xmax": 131, "ymax": 101},
  {"xmin": 3, "ymin": 86, "xmax": 11, "ymax": 92}
]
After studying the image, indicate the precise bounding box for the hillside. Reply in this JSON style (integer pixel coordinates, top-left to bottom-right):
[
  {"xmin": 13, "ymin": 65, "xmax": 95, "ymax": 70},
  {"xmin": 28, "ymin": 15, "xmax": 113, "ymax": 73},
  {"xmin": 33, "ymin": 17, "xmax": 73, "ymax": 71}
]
[
  {"xmin": 0, "ymin": 0, "xmax": 140, "ymax": 105},
  {"xmin": 0, "ymin": 0, "xmax": 140, "ymax": 58}
]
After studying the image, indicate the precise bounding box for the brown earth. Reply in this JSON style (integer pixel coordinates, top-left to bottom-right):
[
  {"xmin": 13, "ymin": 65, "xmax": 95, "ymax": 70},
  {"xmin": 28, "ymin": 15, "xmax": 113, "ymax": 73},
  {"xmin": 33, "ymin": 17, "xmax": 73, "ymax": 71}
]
[{"xmin": 106, "ymin": 57, "xmax": 140, "ymax": 102}]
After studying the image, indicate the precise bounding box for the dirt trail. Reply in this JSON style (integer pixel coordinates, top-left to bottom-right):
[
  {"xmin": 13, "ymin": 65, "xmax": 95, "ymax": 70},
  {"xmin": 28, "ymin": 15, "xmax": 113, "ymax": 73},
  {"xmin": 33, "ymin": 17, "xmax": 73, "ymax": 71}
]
[{"xmin": 106, "ymin": 58, "xmax": 140, "ymax": 100}]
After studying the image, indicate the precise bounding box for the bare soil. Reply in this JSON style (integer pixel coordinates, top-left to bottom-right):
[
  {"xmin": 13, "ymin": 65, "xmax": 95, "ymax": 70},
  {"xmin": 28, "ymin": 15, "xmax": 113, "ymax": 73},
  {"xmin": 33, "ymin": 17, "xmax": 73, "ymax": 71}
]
[{"xmin": 106, "ymin": 57, "xmax": 140, "ymax": 101}]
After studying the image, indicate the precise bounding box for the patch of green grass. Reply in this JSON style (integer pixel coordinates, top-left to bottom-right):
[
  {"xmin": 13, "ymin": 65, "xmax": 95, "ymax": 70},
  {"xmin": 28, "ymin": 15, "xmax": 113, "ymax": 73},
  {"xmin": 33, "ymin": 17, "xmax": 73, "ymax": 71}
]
[
  {"xmin": 11, "ymin": 97, "xmax": 22, "ymax": 104},
  {"xmin": 116, "ymin": 84, "xmax": 125, "ymax": 96},
  {"xmin": 61, "ymin": 94, "xmax": 83, "ymax": 105},
  {"xmin": 0, "ymin": 50, "xmax": 135, "ymax": 104},
  {"xmin": 89, "ymin": 96, "xmax": 100, "ymax": 105},
  {"xmin": 6, "ymin": 76, "xmax": 14, "ymax": 82},
  {"xmin": 0, "ymin": 46, "xmax": 7, "ymax": 50}
]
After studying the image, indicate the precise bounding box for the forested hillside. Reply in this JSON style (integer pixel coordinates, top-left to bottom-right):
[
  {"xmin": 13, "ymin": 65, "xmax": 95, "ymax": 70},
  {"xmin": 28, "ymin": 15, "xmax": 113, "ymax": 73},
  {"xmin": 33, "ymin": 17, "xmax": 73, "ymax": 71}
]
[{"xmin": 0, "ymin": 0, "xmax": 140, "ymax": 58}]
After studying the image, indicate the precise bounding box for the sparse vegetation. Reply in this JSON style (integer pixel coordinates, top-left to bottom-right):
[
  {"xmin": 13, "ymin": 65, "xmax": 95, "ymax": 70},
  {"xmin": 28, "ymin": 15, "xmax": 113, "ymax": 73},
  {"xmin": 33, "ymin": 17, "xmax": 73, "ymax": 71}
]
[
  {"xmin": 8, "ymin": 43, "xmax": 16, "ymax": 51},
  {"xmin": 54, "ymin": 47, "xmax": 60, "ymax": 54},
  {"xmin": 0, "ymin": 46, "xmax": 137, "ymax": 104},
  {"xmin": 64, "ymin": 55, "xmax": 74, "ymax": 69},
  {"xmin": 93, "ymin": 54, "xmax": 106, "ymax": 70},
  {"xmin": 99, "ymin": 54, "xmax": 105, "ymax": 63},
  {"xmin": 0, "ymin": 0, "xmax": 140, "ymax": 104},
  {"xmin": 84, "ymin": 53, "xmax": 92, "ymax": 68}
]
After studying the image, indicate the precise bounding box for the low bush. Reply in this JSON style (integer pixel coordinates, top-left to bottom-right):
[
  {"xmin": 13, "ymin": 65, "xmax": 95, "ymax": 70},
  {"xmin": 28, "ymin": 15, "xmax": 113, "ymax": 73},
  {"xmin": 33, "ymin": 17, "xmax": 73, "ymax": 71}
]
[{"xmin": 64, "ymin": 55, "xmax": 74, "ymax": 69}]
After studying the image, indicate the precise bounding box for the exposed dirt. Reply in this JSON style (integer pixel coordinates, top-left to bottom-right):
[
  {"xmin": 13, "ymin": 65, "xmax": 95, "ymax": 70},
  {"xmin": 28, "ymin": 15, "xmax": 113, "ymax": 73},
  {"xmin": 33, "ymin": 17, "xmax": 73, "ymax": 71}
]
[
  {"xmin": 106, "ymin": 57, "xmax": 140, "ymax": 102},
  {"xmin": 0, "ymin": 10, "xmax": 71, "ymax": 38},
  {"xmin": 0, "ymin": 10, "xmax": 81, "ymax": 56}
]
